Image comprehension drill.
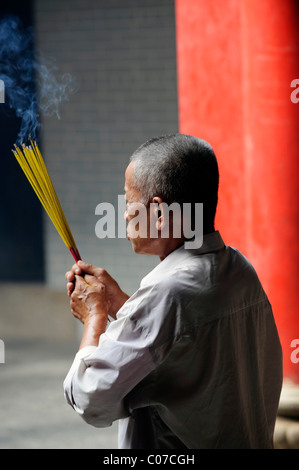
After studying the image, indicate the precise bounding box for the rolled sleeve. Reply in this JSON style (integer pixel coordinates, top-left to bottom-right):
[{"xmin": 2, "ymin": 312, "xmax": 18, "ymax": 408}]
[
  {"xmin": 63, "ymin": 312, "xmax": 157, "ymax": 428},
  {"xmin": 63, "ymin": 278, "xmax": 183, "ymax": 429}
]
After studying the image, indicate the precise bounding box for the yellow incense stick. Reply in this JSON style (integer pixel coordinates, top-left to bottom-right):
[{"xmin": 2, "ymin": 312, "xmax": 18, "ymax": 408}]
[{"xmin": 12, "ymin": 140, "xmax": 81, "ymax": 262}]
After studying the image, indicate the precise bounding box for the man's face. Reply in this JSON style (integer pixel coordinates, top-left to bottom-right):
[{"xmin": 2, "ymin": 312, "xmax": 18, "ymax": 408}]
[
  {"xmin": 124, "ymin": 161, "xmax": 158, "ymax": 255},
  {"xmin": 124, "ymin": 161, "xmax": 185, "ymax": 259}
]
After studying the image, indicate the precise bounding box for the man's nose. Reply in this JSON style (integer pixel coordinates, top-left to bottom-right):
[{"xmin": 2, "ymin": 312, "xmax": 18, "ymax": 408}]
[{"xmin": 124, "ymin": 203, "xmax": 130, "ymax": 221}]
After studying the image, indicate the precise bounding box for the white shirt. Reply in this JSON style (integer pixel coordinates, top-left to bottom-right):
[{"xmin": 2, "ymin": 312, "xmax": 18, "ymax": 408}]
[{"xmin": 63, "ymin": 231, "xmax": 282, "ymax": 449}]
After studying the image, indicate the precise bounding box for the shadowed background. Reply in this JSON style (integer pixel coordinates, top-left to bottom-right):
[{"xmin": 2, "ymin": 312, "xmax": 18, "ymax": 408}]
[{"xmin": 0, "ymin": 0, "xmax": 298, "ymax": 450}]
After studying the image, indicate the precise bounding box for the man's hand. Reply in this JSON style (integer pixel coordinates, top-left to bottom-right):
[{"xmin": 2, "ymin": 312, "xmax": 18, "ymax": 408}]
[
  {"xmin": 65, "ymin": 260, "xmax": 129, "ymax": 319},
  {"xmin": 70, "ymin": 274, "xmax": 108, "ymax": 324},
  {"xmin": 70, "ymin": 273, "xmax": 110, "ymax": 349}
]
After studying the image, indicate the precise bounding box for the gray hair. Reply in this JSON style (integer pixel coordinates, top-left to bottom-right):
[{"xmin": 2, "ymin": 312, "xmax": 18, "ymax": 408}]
[{"xmin": 130, "ymin": 134, "xmax": 219, "ymax": 228}]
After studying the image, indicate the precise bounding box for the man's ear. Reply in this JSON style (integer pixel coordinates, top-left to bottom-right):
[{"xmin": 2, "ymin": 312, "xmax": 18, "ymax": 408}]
[
  {"xmin": 152, "ymin": 196, "xmax": 163, "ymax": 231},
  {"xmin": 156, "ymin": 204, "xmax": 162, "ymax": 219}
]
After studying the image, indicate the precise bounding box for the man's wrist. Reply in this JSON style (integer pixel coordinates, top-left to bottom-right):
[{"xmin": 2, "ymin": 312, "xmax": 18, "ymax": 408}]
[
  {"xmin": 111, "ymin": 291, "xmax": 130, "ymax": 318},
  {"xmin": 79, "ymin": 314, "xmax": 108, "ymax": 349}
]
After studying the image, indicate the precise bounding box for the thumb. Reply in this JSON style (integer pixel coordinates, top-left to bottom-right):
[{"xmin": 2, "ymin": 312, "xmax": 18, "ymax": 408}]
[
  {"xmin": 84, "ymin": 274, "xmax": 99, "ymax": 287},
  {"xmin": 74, "ymin": 274, "xmax": 86, "ymax": 288},
  {"xmin": 77, "ymin": 260, "xmax": 101, "ymax": 276}
]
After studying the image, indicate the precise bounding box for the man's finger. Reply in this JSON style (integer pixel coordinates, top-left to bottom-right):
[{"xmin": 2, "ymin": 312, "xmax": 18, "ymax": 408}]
[
  {"xmin": 72, "ymin": 263, "xmax": 82, "ymax": 275},
  {"xmin": 65, "ymin": 270, "xmax": 75, "ymax": 281},
  {"xmin": 70, "ymin": 276, "xmax": 82, "ymax": 297},
  {"xmin": 84, "ymin": 274, "xmax": 99, "ymax": 286},
  {"xmin": 77, "ymin": 261, "xmax": 104, "ymax": 277},
  {"xmin": 67, "ymin": 282, "xmax": 74, "ymax": 296}
]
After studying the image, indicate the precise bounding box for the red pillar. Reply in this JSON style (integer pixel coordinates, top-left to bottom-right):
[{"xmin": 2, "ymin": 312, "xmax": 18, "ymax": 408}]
[{"xmin": 175, "ymin": 0, "xmax": 299, "ymax": 382}]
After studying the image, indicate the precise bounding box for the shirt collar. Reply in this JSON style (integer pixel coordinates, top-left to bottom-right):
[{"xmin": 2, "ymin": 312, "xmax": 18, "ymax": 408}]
[
  {"xmin": 140, "ymin": 231, "xmax": 225, "ymax": 287},
  {"xmin": 187, "ymin": 230, "xmax": 225, "ymax": 255}
]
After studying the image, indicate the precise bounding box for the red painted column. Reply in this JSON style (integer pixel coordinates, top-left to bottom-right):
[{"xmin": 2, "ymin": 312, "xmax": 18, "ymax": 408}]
[{"xmin": 175, "ymin": 0, "xmax": 299, "ymax": 382}]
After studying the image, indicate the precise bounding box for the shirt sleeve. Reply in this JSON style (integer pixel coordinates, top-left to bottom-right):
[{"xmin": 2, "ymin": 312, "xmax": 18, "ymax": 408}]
[
  {"xmin": 63, "ymin": 296, "xmax": 159, "ymax": 428},
  {"xmin": 63, "ymin": 277, "xmax": 185, "ymax": 428}
]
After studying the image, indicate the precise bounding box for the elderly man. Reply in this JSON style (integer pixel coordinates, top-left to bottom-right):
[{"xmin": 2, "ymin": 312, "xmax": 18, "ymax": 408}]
[{"xmin": 64, "ymin": 134, "xmax": 282, "ymax": 449}]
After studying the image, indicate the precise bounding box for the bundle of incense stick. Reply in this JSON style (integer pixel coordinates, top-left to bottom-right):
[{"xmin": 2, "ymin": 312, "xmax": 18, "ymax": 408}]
[{"xmin": 12, "ymin": 139, "xmax": 81, "ymax": 263}]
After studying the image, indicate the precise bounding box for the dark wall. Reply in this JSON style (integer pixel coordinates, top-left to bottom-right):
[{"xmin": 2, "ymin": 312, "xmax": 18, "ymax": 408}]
[{"xmin": 0, "ymin": 1, "xmax": 44, "ymax": 281}]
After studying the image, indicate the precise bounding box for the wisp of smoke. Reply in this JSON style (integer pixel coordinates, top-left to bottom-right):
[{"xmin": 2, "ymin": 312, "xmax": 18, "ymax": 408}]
[{"xmin": 0, "ymin": 15, "xmax": 77, "ymax": 143}]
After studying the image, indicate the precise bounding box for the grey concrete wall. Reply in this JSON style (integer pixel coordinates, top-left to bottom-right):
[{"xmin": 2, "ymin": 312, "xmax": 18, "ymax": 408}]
[
  {"xmin": 0, "ymin": 283, "xmax": 76, "ymax": 341},
  {"xmin": 34, "ymin": 0, "xmax": 178, "ymax": 296}
]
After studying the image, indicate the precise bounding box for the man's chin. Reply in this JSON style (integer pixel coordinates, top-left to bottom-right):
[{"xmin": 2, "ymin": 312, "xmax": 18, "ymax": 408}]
[
  {"xmin": 127, "ymin": 235, "xmax": 138, "ymax": 251},
  {"xmin": 129, "ymin": 239, "xmax": 141, "ymax": 254},
  {"xmin": 127, "ymin": 236, "xmax": 149, "ymax": 255}
]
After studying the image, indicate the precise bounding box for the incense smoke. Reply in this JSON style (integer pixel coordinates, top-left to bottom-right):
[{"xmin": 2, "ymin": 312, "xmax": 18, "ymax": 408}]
[{"xmin": 0, "ymin": 16, "xmax": 77, "ymax": 143}]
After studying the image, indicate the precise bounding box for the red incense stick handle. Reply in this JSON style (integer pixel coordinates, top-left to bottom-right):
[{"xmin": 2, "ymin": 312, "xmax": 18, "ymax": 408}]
[{"xmin": 70, "ymin": 247, "xmax": 82, "ymax": 263}]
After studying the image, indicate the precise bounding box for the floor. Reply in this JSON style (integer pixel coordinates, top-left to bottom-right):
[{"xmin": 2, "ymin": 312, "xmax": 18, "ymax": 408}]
[{"xmin": 0, "ymin": 338, "xmax": 118, "ymax": 449}]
